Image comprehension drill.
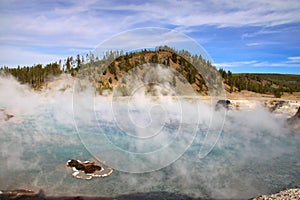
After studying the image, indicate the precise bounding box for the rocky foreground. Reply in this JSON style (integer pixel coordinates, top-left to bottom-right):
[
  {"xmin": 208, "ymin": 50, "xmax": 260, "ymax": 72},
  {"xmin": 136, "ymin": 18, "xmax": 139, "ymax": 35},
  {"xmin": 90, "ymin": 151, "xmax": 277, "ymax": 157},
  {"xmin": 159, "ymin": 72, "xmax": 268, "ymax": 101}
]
[
  {"xmin": 1, "ymin": 188, "xmax": 300, "ymax": 200},
  {"xmin": 252, "ymin": 188, "xmax": 300, "ymax": 200},
  {"xmin": 287, "ymin": 107, "xmax": 300, "ymax": 130}
]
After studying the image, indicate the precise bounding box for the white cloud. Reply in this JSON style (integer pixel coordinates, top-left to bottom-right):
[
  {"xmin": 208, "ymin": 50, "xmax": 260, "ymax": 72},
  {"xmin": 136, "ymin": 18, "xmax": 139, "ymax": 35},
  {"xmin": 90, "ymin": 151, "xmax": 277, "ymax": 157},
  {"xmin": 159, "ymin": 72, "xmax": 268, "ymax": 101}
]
[
  {"xmin": 0, "ymin": 45, "xmax": 63, "ymax": 67},
  {"xmin": 1, "ymin": 0, "xmax": 300, "ymax": 67},
  {"xmin": 95, "ymin": 28, "xmax": 192, "ymax": 50},
  {"xmin": 253, "ymin": 61, "xmax": 300, "ymax": 68},
  {"xmin": 287, "ymin": 56, "xmax": 300, "ymax": 63},
  {"xmin": 104, "ymin": 0, "xmax": 300, "ymax": 27},
  {"xmin": 245, "ymin": 41, "xmax": 281, "ymax": 46},
  {"xmin": 215, "ymin": 59, "xmax": 300, "ymax": 69},
  {"xmin": 214, "ymin": 60, "xmax": 258, "ymax": 68},
  {"xmin": 246, "ymin": 43, "xmax": 262, "ymax": 46},
  {"xmin": 242, "ymin": 29, "xmax": 280, "ymax": 39},
  {"xmin": 2, "ymin": 0, "xmax": 300, "ymax": 43}
]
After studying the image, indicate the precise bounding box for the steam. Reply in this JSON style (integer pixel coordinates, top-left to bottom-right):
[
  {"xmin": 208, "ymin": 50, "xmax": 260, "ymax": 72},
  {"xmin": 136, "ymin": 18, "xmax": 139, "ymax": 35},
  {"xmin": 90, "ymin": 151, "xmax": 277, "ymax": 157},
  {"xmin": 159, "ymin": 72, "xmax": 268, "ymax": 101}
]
[
  {"xmin": 0, "ymin": 74, "xmax": 80, "ymax": 189},
  {"xmin": 0, "ymin": 74, "xmax": 299, "ymax": 199},
  {"xmin": 0, "ymin": 75, "xmax": 39, "ymax": 116}
]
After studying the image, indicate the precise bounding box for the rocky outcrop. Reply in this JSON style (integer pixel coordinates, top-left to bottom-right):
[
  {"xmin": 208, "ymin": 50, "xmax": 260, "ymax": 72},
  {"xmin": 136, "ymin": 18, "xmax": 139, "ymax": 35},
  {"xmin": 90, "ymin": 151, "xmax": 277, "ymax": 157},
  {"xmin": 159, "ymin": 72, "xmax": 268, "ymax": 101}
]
[
  {"xmin": 0, "ymin": 108, "xmax": 14, "ymax": 121},
  {"xmin": 0, "ymin": 189, "xmax": 39, "ymax": 200},
  {"xmin": 287, "ymin": 107, "xmax": 300, "ymax": 130},
  {"xmin": 264, "ymin": 100, "xmax": 300, "ymax": 117},
  {"xmin": 215, "ymin": 99, "xmax": 231, "ymax": 110},
  {"xmin": 228, "ymin": 100, "xmax": 257, "ymax": 110},
  {"xmin": 268, "ymin": 100, "xmax": 285, "ymax": 112},
  {"xmin": 264, "ymin": 100, "xmax": 300, "ymax": 116}
]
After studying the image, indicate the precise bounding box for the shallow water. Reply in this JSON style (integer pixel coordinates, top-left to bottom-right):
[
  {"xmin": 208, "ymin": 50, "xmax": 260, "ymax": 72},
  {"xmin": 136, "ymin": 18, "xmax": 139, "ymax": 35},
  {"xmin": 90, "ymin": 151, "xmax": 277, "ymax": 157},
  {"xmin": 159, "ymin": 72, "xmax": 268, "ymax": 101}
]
[{"xmin": 0, "ymin": 104, "xmax": 299, "ymax": 199}]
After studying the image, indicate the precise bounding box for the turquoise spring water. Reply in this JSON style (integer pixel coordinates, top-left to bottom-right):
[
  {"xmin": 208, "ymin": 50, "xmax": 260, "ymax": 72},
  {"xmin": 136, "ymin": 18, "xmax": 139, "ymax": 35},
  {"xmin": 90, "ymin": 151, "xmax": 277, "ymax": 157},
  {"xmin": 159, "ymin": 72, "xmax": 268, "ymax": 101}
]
[{"xmin": 0, "ymin": 105, "xmax": 299, "ymax": 199}]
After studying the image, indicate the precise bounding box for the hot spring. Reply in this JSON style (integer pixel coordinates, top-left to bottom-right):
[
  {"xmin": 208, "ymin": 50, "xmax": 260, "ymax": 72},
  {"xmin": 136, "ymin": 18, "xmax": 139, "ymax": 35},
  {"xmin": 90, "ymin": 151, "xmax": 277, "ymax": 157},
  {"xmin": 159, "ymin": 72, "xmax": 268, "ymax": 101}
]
[{"xmin": 0, "ymin": 76, "xmax": 299, "ymax": 199}]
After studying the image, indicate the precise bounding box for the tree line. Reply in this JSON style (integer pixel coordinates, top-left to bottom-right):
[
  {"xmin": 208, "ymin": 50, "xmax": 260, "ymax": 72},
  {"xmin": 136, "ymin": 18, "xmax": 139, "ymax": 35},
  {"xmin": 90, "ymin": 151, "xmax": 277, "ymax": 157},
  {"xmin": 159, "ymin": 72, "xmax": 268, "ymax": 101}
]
[
  {"xmin": 219, "ymin": 69, "xmax": 300, "ymax": 98},
  {"xmin": 0, "ymin": 53, "xmax": 94, "ymax": 89}
]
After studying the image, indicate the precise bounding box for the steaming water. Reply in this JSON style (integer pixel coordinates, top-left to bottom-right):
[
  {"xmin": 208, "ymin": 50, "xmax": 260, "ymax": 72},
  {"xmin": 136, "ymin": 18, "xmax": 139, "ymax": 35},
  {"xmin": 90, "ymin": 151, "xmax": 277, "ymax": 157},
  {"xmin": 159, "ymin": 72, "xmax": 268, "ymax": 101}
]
[
  {"xmin": 0, "ymin": 76, "xmax": 299, "ymax": 199},
  {"xmin": 0, "ymin": 99, "xmax": 299, "ymax": 199}
]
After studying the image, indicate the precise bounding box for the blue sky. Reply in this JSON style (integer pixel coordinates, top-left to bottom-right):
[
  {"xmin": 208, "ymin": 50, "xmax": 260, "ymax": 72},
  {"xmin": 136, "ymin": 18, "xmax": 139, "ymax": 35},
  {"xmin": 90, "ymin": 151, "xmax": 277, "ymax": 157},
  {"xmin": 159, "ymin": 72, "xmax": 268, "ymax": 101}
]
[{"xmin": 0, "ymin": 0, "xmax": 300, "ymax": 74}]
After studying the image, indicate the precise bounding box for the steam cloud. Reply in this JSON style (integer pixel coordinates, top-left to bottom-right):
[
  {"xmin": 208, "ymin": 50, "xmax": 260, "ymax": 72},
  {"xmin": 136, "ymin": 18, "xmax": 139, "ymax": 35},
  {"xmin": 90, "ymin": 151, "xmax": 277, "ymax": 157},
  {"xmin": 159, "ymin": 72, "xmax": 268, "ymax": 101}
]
[{"xmin": 0, "ymin": 74, "xmax": 299, "ymax": 199}]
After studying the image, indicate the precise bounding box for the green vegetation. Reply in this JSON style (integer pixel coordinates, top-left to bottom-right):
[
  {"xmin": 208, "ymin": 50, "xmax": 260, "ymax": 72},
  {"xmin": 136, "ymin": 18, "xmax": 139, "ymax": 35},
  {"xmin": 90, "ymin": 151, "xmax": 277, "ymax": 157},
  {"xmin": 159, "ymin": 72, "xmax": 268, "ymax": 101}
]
[
  {"xmin": 0, "ymin": 54, "xmax": 84, "ymax": 89},
  {"xmin": 1, "ymin": 63, "xmax": 62, "ymax": 89},
  {"xmin": 219, "ymin": 69, "xmax": 300, "ymax": 97}
]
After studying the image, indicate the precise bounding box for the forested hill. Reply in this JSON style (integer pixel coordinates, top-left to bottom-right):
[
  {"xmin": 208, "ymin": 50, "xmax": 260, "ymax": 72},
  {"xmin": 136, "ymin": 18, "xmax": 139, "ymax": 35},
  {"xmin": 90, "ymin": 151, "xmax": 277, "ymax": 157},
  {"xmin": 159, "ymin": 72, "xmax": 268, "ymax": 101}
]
[
  {"xmin": 218, "ymin": 70, "xmax": 300, "ymax": 97},
  {"xmin": 1, "ymin": 48, "xmax": 300, "ymax": 97}
]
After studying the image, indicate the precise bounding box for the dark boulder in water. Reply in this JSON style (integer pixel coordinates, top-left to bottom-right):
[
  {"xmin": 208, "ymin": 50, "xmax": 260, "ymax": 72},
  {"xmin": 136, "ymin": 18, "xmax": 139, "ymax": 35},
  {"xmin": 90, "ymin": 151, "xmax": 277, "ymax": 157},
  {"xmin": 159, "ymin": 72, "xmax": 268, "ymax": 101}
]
[
  {"xmin": 215, "ymin": 99, "xmax": 231, "ymax": 110},
  {"xmin": 287, "ymin": 107, "xmax": 300, "ymax": 130},
  {"xmin": 66, "ymin": 159, "xmax": 113, "ymax": 179}
]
